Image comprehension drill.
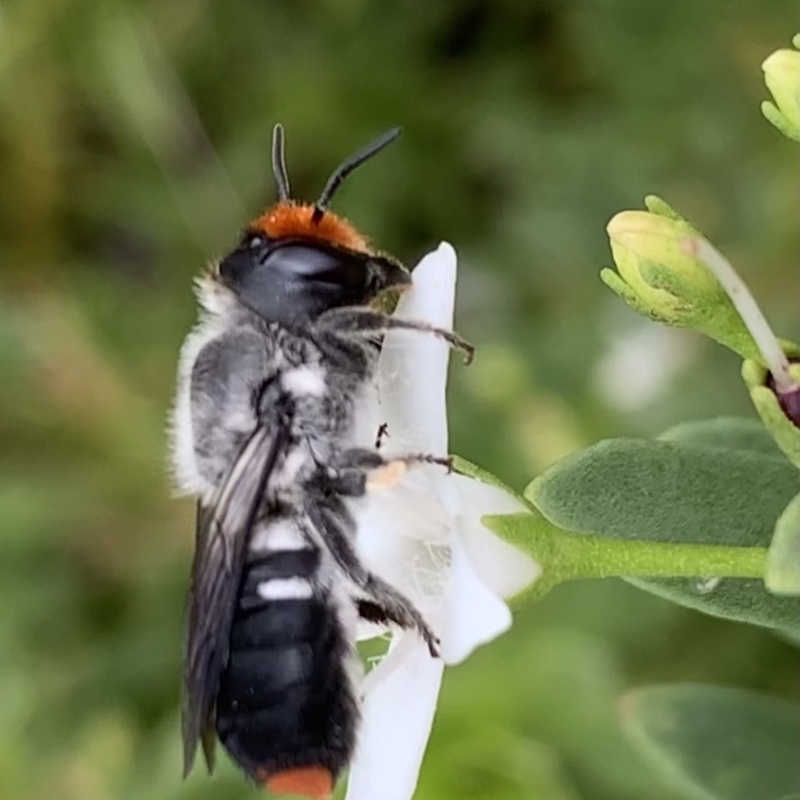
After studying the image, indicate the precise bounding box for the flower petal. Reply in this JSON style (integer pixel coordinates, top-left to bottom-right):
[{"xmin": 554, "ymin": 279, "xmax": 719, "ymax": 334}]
[
  {"xmin": 439, "ymin": 531, "xmax": 512, "ymax": 665},
  {"xmin": 377, "ymin": 242, "xmax": 457, "ymax": 454},
  {"xmin": 345, "ymin": 635, "xmax": 444, "ymax": 800},
  {"xmin": 353, "ymin": 481, "xmax": 450, "ymax": 580},
  {"xmin": 449, "ymin": 474, "xmax": 541, "ymax": 598}
]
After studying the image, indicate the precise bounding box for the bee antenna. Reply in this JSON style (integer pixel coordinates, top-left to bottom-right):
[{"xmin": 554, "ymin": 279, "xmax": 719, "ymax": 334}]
[
  {"xmin": 312, "ymin": 127, "xmax": 402, "ymax": 223},
  {"xmin": 271, "ymin": 123, "xmax": 291, "ymax": 201}
]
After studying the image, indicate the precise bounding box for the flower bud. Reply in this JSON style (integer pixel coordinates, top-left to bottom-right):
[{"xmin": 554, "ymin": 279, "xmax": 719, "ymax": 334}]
[
  {"xmin": 602, "ymin": 197, "xmax": 762, "ymax": 361},
  {"xmin": 741, "ymin": 357, "xmax": 800, "ymax": 467},
  {"xmin": 761, "ymin": 36, "xmax": 800, "ymax": 142}
]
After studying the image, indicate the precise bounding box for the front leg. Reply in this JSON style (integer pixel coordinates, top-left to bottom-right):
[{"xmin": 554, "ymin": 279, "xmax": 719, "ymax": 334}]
[
  {"xmin": 315, "ymin": 308, "xmax": 475, "ymax": 364},
  {"xmin": 318, "ymin": 447, "xmax": 452, "ymax": 498}
]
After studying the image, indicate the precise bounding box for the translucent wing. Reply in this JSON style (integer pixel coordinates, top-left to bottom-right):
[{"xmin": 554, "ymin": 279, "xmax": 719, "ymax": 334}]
[{"xmin": 181, "ymin": 422, "xmax": 289, "ymax": 776}]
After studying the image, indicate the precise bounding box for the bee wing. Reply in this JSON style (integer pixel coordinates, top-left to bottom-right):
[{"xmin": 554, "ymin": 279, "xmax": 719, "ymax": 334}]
[{"xmin": 181, "ymin": 422, "xmax": 289, "ymax": 777}]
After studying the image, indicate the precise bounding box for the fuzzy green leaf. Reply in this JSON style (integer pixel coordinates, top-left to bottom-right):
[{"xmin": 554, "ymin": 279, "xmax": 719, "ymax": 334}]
[
  {"xmin": 527, "ymin": 438, "xmax": 797, "ymax": 546},
  {"xmin": 658, "ymin": 417, "xmax": 785, "ymax": 458},
  {"xmin": 624, "ymin": 576, "xmax": 799, "ymax": 641},
  {"xmin": 526, "ymin": 438, "xmax": 800, "ymax": 637},
  {"xmin": 622, "ymin": 685, "xmax": 800, "ymax": 800}
]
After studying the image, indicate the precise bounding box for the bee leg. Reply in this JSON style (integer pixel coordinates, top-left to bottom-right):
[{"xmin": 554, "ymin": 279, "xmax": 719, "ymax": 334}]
[
  {"xmin": 322, "ymin": 448, "xmax": 452, "ymax": 496},
  {"xmin": 366, "ymin": 453, "xmax": 453, "ymax": 491},
  {"xmin": 356, "ymin": 598, "xmax": 392, "ymax": 625},
  {"xmin": 316, "ymin": 308, "xmax": 474, "ymax": 364},
  {"xmin": 356, "ymin": 597, "xmax": 440, "ymax": 654},
  {"xmin": 374, "ymin": 422, "xmax": 389, "ymax": 450},
  {"xmin": 305, "ymin": 502, "xmax": 440, "ymax": 657},
  {"xmin": 315, "ymin": 448, "xmax": 382, "ymax": 497},
  {"xmin": 356, "ymin": 575, "xmax": 440, "ymax": 657}
]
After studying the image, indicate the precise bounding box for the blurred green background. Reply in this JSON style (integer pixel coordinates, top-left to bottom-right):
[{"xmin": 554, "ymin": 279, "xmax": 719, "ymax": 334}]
[{"xmin": 1, "ymin": 1, "xmax": 798, "ymax": 799}]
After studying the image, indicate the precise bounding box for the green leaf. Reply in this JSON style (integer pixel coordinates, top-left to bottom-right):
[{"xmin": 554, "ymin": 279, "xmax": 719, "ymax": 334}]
[
  {"xmin": 659, "ymin": 417, "xmax": 800, "ymax": 600},
  {"xmin": 625, "ymin": 576, "xmax": 800, "ymax": 641},
  {"xmin": 527, "ymin": 438, "xmax": 797, "ymax": 546},
  {"xmin": 526, "ymin": 438, "xmax": 800, "ymax": 637},
  {"xmin": 658, "ymin": 417, "xmax": 785, "ymax": 459},
  {"xmin": 766, "ymin": 493, "xmax": 800, "ymax": 596},
  {"xmin": 622, "ymin": 685, "xmax": 800, "ymax": 800}
]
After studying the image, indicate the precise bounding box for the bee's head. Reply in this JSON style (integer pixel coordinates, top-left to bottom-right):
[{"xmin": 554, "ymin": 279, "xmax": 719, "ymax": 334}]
[{"xmin": 217, "ymin": 126, "xmax": 410, "ymax": 326}]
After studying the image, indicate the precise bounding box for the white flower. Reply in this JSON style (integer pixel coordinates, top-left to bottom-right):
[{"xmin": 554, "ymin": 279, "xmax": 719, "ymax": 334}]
[{"xmin": 345, "ymin": 242, "xmax": 541, "ymax": 800}]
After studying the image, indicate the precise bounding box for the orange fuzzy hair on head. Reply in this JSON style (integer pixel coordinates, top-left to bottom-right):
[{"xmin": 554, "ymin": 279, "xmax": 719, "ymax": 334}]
[
  {"xmin": 248, "ymin": 124, "xmax": 402, "ymax": 257},
  {"xmin": 247, "ymin": 201, "xmax": 372, "ymax": 255}
]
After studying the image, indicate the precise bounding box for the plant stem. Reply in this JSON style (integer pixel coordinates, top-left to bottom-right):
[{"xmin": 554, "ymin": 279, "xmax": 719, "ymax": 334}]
[
  {"xmin": 557, "ymin": 532, "xmax": 766, "ymax": 582},
  {"xmin": 682, "ymin": 235, "xmax": 796, "ymax": 393},
  {"xmin": 482, "ymin": 513, "xmax": 769, "ymax": 602}
]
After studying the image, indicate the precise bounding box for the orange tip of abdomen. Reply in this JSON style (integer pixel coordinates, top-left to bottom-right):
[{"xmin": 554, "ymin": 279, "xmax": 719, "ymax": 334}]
[{"xmin": 260, "ymin": 766, "xmax": 334, "ymax": 799}]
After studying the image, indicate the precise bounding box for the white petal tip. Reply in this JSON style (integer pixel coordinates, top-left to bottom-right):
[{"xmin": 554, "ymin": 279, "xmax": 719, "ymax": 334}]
[
  {"xmin": 410, "ymin": 243, "xmax": 457, "ymax": 290},
  {"xmin": 436, "ymin": 241, "xmax": 456, "ymax": 261}
]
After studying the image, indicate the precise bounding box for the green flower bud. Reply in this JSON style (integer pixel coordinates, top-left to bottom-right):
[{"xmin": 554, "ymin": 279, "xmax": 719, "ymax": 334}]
[
  {"xmin": 741, "ymin": 357, "xmax": 800, "ymax": 467},
  {"xmin": 602, "ymin": 197, "xmax": 762, "ymax": 361},
  {"xmin": 761, "ymin": 36, "xmax": 800, "ymax": 142}
]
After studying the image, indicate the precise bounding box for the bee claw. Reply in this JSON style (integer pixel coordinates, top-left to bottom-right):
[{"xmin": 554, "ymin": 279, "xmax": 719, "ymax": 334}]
[{"xmin": 425, "ymin": 633, "xmax": 441, "ymax": 658}]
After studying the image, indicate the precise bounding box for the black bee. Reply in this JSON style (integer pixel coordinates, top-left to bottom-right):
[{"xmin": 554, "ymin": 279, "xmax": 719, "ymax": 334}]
[{"xmin": 171, "ymin": 125, "xmax": 472, "ymax": 798}]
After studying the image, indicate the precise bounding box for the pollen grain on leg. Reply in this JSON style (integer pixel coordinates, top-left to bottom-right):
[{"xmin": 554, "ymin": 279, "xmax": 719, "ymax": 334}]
[
  {"xmin": 366, "ymin": 460, "xmax": 408, "ymax": 491},
  {"xmin": 260, "ymin": 766, "xmax": 334, "ymax": 799}
]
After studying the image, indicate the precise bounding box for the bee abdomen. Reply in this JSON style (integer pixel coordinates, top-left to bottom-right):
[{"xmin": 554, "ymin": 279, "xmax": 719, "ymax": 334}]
[{"xmin": 216, "ymin": 529, "xmax": 359, "ymax": 785}]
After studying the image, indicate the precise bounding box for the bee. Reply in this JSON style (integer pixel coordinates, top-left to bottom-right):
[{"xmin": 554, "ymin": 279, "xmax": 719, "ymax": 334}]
[{"xmin": 171, "ymin": 125, "xmax": 473, "ymax": 798}]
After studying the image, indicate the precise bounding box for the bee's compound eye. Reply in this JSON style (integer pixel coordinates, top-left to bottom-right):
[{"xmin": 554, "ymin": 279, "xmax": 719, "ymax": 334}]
[
  {"xmin": 266, "ymin": 245, "xmax": 367, "ymax": 291},
  {"xmin": 219, "ymin": 241, "xmax": 256, "ymax": 283}
]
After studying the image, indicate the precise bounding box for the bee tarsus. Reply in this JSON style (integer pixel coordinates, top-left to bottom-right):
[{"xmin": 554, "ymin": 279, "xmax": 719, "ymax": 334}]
[
  {"xmin": 374, "ymin": 422, "xmax": 389, "ymax": 449},
  {"xmin": 317, "ymin": 307, "xmax": 475, "ymax": 364}
]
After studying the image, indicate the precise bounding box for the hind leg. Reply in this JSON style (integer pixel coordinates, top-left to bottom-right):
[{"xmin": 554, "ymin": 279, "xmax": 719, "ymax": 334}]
[{"xmin": 303, "ymin": 499, "xmax": 440, "ymax": 657}]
